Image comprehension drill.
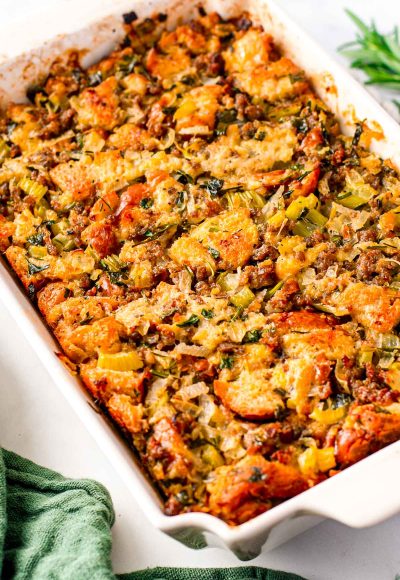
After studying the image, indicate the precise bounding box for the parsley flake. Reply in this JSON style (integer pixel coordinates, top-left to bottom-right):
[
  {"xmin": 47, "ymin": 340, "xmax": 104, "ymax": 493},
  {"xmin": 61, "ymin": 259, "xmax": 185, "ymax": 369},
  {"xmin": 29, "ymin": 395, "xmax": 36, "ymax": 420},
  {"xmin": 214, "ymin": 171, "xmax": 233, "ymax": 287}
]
[
  {"xmin": 220, "ymin": 356, "xmax": 234, "ymax": 369},
  {"xmin": 139, "ymin": 198, "xmax": 153, "ymax": 209},
  {"xmin": 208, "ymin": 247, "xmax": 220, "ymax": 259},
  {"xmin": 242, "ymin": 329, "xmax": 262, "ymax": 344},
  {"xmin": 177, "ymin": 314, "xmax": 200, "ymax": 327},
  {"xmin": 201, "ymin": 309, "xmax": 214, "ymax": 319}
]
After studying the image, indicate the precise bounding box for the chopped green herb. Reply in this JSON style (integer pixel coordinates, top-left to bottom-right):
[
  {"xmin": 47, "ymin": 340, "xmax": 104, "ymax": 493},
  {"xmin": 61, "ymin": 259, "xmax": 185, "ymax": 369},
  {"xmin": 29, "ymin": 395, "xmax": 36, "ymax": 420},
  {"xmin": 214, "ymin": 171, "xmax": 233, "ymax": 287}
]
[
  {"xmin": 180, "ymin": 75, "xmax": 197, "ymax": 86},
  {"xmin": 248, "ymin": 466, "xmax": 265, "ymax": 482},
  {"xmin": 100, "ymin": 254, "xmax": 126, "ymax": 272},
  {"xmin": 339, "ymin": 10, "xmax": 400, "ymax": 90},
  {"xmin": 215, "ymin": 109, "xmax": 238, "ymax": 136},
  {"xmin": 139, "ymin": 197, "xmax": 153, "ymax": 209},
  {"xmin": 220, "ymin": 356, "xmax": 234, "ymax": 369},
  {"xmin": 352, "ymin": 123, "xmax": 363, "ymax": 146},
  {"xmin": 289, "ymin": 73, "xmax": 305, "ymax": 83},
  {"xmin": 26, "ymin": 259, "xmax": 49, "ymax": 276},
  {"xmin": 117, "ymin": 54, "xmax": 139, "ymax": 75},
  {"xmin": 42, "ymin": 220, "xmax": 56, "ymax": 228},
  {"xmin": 130, "ymin": 175, "xmax": 147, "ymax": 184},
  {"xmin": 177, "ymin": 314, "xmax": 200, "ymax": 327},
  {"xmin": 221, "ymin": 185, "xmax": 244, "ymax": 194},
  {"xmin": 200, "ymin": 178, "xmax": 224, "ymax": 197},
  {"xmin": 176, "ymin": 190, "xmax": 185, "ymax": 206},
  {"xmin": 26, "ymin": 233, "xmax": 44, "ymax": 246},
  {"xmin": 137, "ymin": 224, "xmax": 175, "ymax": 244},
  {"xmin": 321, "ymin": 124, "xmax": 330, "ymax": 143},
  {"xmin": 27, "ymin": 283, "xmax": 36, "ymax": 300},
  {"xmin": 265, "ymin": 280, "xmax": 285, "ymax": 299},
  {"xmin": 99, "ymin": 254, "xmax": 128, "ymax": 285},
  {"xmin": 296, "ymin": 170, "xmax": 312, "ymax": 183},
  {"xmin": 231, "ymin": 306, "xmax": 245, "ymax": 321},
  {"xmin": 150, "ymin": 368, "xmax": 170, "ymax": 378},
  {"xmin": 293, "ymin": 118, "xmax": 308, "ymax": 133},
  {"xmin": 88, "ymin": 71, "xmax": 103, "ymax": 87},
  {"xmin": 255, "ymin": 130, "xmax": 266, "ymax": 141},
  {"xmin": 7, "ymin": 122, "xmax": 17, "ymax": 137},
  {"xmin": 162, "ymin": 106, "xmax": 177, "ymax": 115},
  {"xmin": 208, "ymin": 247, "xmax": 220, "ymax": 259},
  {"xmin": 175, "ymin": 490, "xmax": 191, "ymax": 505},
  {"xmin": 108, "ymin": 271, "xmax": 128, "ymax": 286},
  {"xmin": 175, "ymin": 169, "xmax": 194, "ymax": 185},
  {"xmin": 242, "ymin": 329, "xmax": 262, "ymax": 344},
  {"xmin": 75, "ymin": 133, "xmax": 84, "ymax": 150},
  {"xmin": 331, "ymin": 393, "xmax": 352, "ymax": 409},
  {"xmin": 331, "ymin": 234, "xmax": 343, "ymax": 246},
  {"xmin": 201, "ymin": 309, "xmax": 214, "ymax": 319}
]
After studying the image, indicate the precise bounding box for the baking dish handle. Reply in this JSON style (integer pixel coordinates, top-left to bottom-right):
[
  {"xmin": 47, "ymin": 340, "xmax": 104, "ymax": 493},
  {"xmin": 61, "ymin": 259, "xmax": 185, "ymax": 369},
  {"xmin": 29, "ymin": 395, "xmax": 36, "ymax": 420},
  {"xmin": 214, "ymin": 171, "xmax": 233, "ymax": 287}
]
[{"xmin": 301, "ymin": 443, "xmax": 400, "ymax": 528}]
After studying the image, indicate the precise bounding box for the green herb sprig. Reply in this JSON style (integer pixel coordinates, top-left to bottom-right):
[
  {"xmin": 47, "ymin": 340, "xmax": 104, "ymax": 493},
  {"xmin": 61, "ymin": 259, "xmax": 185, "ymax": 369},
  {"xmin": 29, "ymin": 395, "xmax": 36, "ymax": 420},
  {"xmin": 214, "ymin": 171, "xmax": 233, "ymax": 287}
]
[{"xmin": 339, "ymin": 10, "xmax": 400, "ymax": 89}]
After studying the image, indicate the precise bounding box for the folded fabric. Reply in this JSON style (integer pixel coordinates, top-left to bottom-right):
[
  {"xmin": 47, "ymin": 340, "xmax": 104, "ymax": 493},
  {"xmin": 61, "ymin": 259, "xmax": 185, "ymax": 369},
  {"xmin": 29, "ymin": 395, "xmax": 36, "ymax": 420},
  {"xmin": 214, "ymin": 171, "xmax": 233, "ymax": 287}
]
[{"xmin": 0, "ymin": 448, "xmax": 306, "ymax": 580}]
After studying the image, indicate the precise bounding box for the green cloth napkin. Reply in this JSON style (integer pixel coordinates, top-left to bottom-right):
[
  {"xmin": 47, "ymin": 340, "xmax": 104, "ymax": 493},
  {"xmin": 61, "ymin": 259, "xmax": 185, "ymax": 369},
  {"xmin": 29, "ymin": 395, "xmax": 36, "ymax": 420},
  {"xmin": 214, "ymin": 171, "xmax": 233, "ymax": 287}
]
[{"xmin": 0, "ymin": 448, "xmax": 306, "ymax": 580}]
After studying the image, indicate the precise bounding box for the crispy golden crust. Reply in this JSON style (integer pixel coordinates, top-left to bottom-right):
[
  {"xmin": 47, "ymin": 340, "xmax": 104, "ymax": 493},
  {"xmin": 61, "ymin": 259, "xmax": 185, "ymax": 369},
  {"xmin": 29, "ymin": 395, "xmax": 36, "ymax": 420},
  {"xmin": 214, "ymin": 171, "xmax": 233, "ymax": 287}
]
[
  {"xmin": 0, "ymin": 11, "xmax": 399, "ymax": 525},
  {"xmin": 207, "ymin": 455, "xmax": 308, "ymax": 525},
  {"xmin": 335, "ymin": 404, "xmax": 400, "ymax": 466}
]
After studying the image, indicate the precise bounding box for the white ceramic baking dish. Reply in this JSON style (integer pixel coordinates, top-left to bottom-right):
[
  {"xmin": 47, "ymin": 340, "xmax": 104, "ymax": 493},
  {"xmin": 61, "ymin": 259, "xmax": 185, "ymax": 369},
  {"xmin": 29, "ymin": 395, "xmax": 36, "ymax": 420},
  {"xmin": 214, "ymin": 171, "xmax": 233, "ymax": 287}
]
[{"xmin": 0, "ymin": 0, "xmax": 400, "ymax": 560}]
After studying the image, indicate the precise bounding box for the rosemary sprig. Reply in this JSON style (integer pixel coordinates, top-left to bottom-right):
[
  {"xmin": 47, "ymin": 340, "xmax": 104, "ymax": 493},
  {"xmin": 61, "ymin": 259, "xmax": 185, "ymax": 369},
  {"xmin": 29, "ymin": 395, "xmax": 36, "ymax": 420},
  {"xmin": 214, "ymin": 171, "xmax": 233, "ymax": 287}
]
[{"xmin": 339, "ymin": 10, "xmax": 400, "ymax": 90}]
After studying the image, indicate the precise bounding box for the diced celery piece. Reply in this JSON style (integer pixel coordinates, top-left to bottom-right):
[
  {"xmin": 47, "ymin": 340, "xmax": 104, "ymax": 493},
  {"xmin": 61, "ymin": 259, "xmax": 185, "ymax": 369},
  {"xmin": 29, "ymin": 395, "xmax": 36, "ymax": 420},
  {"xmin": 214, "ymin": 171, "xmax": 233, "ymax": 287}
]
[
  {"xmin": 307, "ymin": 208, "xmax": 328, "ymax": 227},
  {"xmin": 285, "ymin": 193, "xmax": 319, "ymax": 221},
  {"xmin": 85, "ymin": 245, "xmax": 100, "ymax": 261},
  {"xmin": 90, "ymin": 269, "xmax": 102, "ymax": 281},
  {"xmin": 174, "ymin": 100, "xmax": 197, "ymax": 120},
  {"xmin": 226, "ymin": 190, "xmax": 266, "ymax": 210},
  {"xmin": 316, "ymin": 447, "xmax": 336, "ymax": 472},
  {"xmin": 293, "ymin": 219, "xmax": 315, "ymax": 237},
  {"xmin": 229, "ymin": 286, "xmax": 255, "ymax": 309},
  {"xmin": 216, "ymin": 271, "xmax": 239, "ymax": 292},
  {"xmin": 201, "ymin": 444, "xmax": 224, "ymax": 468},
  {"xmin": 336, "ymin": 190, "xmax": 373, "ymax": 209},
  {"xmin": 298, "ymin": 446, "xmax": 317, "ymax": 475},
  {"xmin": 293, "ymin": 207, "xmax": 327, "ymax": 236},
  {"xmin": 97, "ymin": 351, "xmax": 143, "ymax": 371},
  {"xmin": 52, "ymin": 233, "xmax": 76, "ymax": 252},
  {"xmin": 100, "ymin": 254, "xmax": 126, "ymax": 272},
  {"xmin": 34, "ymin": 198, "xmax": 50, "ymax": 219},
  {"xmin": 28, "ymin": 246, "xmax": 48, "ymax": 259},
  {"xmin": 310, "ymin": 405, "xmax": 347, "ymax": 425},
  {"xmin": 267, "ymin": 209, "xmax": 286, "ymax": 227},
  {"xmin": 358, "ymin": 349, "xmax": 374, "ymax": 366},
  {"xmin": 51, "ymin": 219, "xmax": 69, "ymax": 236},
  {"xmin": 377, "ymin": 333, "xmax": 400, "ymax": 351},
  {"xmin": 19, "ymin": 177, "xmax": 47, "ymax": 201},
  {"xmin": 386, "ymin": 363, "xmax": 400, "ymax": 390}
]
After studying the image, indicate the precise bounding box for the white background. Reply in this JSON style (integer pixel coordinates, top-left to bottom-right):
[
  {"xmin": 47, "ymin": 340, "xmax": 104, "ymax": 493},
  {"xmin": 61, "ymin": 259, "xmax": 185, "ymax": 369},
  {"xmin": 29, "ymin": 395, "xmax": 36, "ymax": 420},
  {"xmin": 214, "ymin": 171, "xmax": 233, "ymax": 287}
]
[{"xmin": 0, "ymin": 1, "xmax": 400, "ymax": 578}]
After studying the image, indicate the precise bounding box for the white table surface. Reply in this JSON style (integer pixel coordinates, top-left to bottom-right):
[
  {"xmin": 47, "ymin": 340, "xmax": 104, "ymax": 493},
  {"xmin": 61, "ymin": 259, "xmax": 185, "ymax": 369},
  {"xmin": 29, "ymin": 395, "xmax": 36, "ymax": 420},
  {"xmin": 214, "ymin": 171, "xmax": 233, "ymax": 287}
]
[{"xmin": 0, "ymin": 1, "xmax": 400, "ymax": 578}]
